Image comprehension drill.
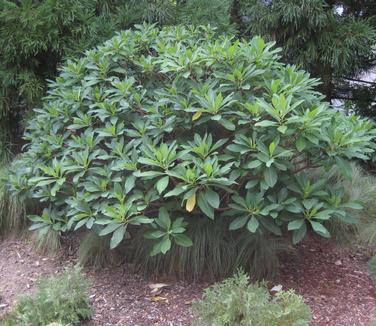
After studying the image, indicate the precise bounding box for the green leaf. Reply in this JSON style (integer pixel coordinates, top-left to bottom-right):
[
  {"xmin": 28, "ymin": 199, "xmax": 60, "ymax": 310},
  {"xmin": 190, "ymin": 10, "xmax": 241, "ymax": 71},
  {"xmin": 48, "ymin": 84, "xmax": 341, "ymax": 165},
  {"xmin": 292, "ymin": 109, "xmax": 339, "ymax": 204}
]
[
  {"xmin": 156, "ymin": 176, "xmax": 169, "ymax": 194},
  {"xmin": 157, "ymin": 208, "xmax": 171, "ymax": 230},
  {"xmin": 197, "ymin": 192, "xmax": 214, "ymax": 219},
  {"xmin": 277, "ymin": 125, "xmax": 287, "ymax": 134},
  {"xmin": 247, "ymin": 160, "xmax": 262, "ymax": 169},
  {"xmin": 255, "ymin": 120, "xmax": 277, "ymax": 127},
  {"xmin": 218, "ymin": 119, "xmax": 235, "ymax": 131},
  {"xmin": 144, "ymin": 229, "xmax": 165, "ymax": 239},
  {"xmin": 247, "ymin": 216, "xmax": 259, "ymax": 233},
  {"xmin": 342, "ymin": 202, "xmax": 363, "ymax": 210},
  {"xmin": 205, "ymin": 188, "xmax": 220, "ymax": 209},
  {"xmin": 110, "ymin": 225, "xmax": 126, "ymax": 249},
  {"xmin": 164, "ymin": 185, "xmax": 186, "ymax": 197},
  {"xmin": 131, "ymin": 215, "xmax": 154, "ymax": 225},
  {"xmin": 264, "ymin": 167, "xmax": 278, "ymax": 187},
  {"xmin": 99, "ymin": 223, "xmax": 122, "ymax": 236},
  {"xmin": 229, "ymin": 215, "xmax": 248, "ymax": 230},
  {"xmin": 174, "ymin": 234, "xmax": 193, "ymax": 247},
  {"xmin": 335, "ymin": 157, "xmax": 352, "ymax": 180},
  {"xmin": 160, "ymin": 236, "xmax": 172, "ymax": 254},
  {"xmin": 296, "ymin": 137, "xmax": 306, "ymax": 151},
  {"xmin": 310, "ymin": 221, "xmax": 330, "ymax": 237},
  {"xmin": 292, "ymin": 222, "xmax": 307, "ymax": 244},
  {"xmin": 288, "ymin": 219, "xmax": 305, "ymax": 231},
  {"xmin": 124, "ymin": 175, "xmax": 136, "ymax": 194}
]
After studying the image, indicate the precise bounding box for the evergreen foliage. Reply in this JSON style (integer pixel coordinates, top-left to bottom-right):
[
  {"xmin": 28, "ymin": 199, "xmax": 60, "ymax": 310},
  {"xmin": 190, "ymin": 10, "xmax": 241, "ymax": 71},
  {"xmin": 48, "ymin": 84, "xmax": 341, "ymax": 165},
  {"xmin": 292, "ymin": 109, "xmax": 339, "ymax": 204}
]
[
  {"xmin": 9, "ymin": 25, "xmax": 376, "ymax": 261},
  {"xmin": 0, "ymin": 0, "xmax": 232, "ymax": 155}
]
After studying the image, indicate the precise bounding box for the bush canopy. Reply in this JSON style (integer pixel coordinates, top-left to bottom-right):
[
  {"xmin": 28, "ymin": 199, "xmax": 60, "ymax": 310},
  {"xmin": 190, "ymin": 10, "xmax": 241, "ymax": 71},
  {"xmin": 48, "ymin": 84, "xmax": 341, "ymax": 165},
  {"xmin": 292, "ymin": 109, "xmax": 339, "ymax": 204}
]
[{"xmin": 9, "ymin": 24, "xmax": 376, "ymax": 254}]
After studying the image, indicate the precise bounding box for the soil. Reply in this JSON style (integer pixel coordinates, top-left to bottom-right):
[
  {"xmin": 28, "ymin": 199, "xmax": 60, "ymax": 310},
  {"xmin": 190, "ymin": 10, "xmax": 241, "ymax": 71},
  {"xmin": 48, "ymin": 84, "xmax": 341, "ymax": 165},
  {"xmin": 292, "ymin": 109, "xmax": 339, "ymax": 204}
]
[{"xmin": 0, "ymin": 234, "xmax": 375, "ymax": 326}]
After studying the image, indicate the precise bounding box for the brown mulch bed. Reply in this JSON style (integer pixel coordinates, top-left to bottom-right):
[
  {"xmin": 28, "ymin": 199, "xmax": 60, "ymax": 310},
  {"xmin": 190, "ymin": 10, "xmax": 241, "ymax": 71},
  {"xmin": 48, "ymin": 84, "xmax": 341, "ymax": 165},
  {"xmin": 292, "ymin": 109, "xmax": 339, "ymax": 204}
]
[
  {"xmin": 0, "ymin": 235, "xmax": 375, "ymax": 325},
  {"xmin": 279, "ymin": 237, "xmax": 376, "ymax": 326}
]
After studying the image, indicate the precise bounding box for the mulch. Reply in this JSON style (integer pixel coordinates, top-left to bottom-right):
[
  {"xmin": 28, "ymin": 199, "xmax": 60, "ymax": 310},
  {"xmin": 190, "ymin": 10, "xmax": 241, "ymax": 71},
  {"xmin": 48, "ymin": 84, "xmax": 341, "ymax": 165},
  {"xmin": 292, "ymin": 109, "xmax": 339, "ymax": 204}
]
[{"xmin": 0, "ymin": 234, "xmax": 375, "ymax": 325}]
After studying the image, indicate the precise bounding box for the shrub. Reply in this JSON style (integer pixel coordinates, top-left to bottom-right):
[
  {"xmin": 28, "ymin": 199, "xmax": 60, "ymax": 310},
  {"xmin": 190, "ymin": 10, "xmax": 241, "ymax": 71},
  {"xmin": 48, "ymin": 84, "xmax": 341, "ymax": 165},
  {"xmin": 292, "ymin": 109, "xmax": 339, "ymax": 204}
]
[
  {"xmin": 192, "ymin": 270, "xmax": 311, "ymax": 326},
  {"xmin": 9, "ymin": 24, "xmax": 376, "ymax": 259},
  {"xmin": 0, "ymin": 267, "xmax": 93, "ymax": 326}
]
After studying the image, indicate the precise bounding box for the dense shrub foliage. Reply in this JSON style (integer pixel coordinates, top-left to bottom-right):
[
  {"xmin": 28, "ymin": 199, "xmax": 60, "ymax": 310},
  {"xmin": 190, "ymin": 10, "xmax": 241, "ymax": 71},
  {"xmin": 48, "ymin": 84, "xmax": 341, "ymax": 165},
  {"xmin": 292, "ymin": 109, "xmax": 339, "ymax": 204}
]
[
  {"xmin": 1, "ymin": 268, "xmax": 92, "ymax": 326},
  {"xmin": 192, "ymin": 270, "xmax": 311, "ymax": 326},
  {"xmin": 9, "ymin": 24, "xmax": 376, "ymax": 255}
]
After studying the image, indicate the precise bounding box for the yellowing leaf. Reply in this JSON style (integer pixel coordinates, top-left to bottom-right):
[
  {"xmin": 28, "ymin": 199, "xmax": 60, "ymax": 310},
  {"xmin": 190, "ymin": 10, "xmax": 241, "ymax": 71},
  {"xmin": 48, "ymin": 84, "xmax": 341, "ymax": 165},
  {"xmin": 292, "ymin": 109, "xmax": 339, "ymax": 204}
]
[
  {"xmin": 186, "ymin": 192, "xmax": 196, "ymax": 212},
  {"xmin": 151, "ymin": 295, "xmax": 168, "ymax": 302},
  {"xmin": 192, "ymin": 111, "xmax": 202, "ymax": 121}
]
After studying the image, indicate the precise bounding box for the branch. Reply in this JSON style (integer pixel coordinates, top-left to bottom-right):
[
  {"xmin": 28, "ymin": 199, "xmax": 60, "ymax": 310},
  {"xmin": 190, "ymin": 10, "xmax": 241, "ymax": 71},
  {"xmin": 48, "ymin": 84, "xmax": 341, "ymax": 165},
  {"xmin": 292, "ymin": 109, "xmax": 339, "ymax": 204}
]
[{"xmin": 339, "ymin": 76, "xmax": 376, "ymax": 85}]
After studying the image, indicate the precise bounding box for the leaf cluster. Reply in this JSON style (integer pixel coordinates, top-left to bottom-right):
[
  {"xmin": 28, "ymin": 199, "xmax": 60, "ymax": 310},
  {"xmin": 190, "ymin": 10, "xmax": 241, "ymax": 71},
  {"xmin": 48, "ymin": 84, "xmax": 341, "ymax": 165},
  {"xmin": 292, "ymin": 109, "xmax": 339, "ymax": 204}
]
[{"xmin": 9, "ymin": 24, "xmax": 376, "ymax": 255}]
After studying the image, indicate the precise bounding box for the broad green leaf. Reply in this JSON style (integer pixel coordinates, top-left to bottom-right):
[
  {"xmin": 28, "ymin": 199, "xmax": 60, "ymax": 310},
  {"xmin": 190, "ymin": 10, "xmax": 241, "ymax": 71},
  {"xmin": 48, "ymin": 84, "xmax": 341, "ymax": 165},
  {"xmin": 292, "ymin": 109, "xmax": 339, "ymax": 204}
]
[
  {"xmin": 174, "ymin": 234, "xmax": 193, "ymax": 247},
  {"xmin": 288, "ymin": 219, "xmax": 304, "ymax": 230},
  {"xmin": 156, "ymin": 176, "xmax": 169, "ymax": 194},
  {"xmin": 110, "ymin": 225, "xmax": 126, "ymax": 249},
  {"xmin": 160, "ymin": 236, "xmax": 172, "ymax": 254},
  {"xmin": 197, "ymin": 192, "xmax": 214, "ymax": 219},
  {"xmin": 247, "ymin": 216, "xmax": 259, "ymax": 233},
  {"xmin": 157, "ymin": 208, "xmax": 171, "ymax": 230},
  {"xmin": 292, "ymin": 222, "xmax": 307, "ymax": 244},
  {"xmin": 296, "ymin": 137, "xmax": 306, "ymax": 151},
  {"xmin": 144, "ymin": 229, "xmax": 165, "ymax": 239},
  {"xmin": 310, "ymin": 221, "xmax": 330, "ymax": 237},
  {"xmin": 277, "ymin": 125, "xmax": 287, "ymax": 134},
  {"xmin": 205, "ymin": 188, "xmax": 220, "ymax": 208},
  {"xmin": 264, "ymin": 167, "xmax": 278, "ymax": 187},
  {"xmin": 99, "ymin": 223, "xmax": 122, "ymax": 236},
  {"xmin": 335, "ymin": 157, "xmax": 352, "ymax": 180},
  {"xmin": 229, "ymin": 215, "xmax": 248, "ymax": 230},
  {"xmin": 164, "ymin": 185, "xmax": 186, "ymax": 197},
  {"xmin": 247, "ymin": 160, "xmax": 262, "ymax": 169},
  {"xmin": 255, "ymin": 120, "xmax": 277, "ymax": 127}
]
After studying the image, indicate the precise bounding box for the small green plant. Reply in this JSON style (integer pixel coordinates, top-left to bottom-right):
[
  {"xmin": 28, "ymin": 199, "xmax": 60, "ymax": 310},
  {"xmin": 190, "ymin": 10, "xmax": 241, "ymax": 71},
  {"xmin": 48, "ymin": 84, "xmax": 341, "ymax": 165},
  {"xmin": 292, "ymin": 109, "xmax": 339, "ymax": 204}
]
[
  {"xmin": 0, "ymin": 267, "xmax": 93, "ymax": 326},
  {"xmin": 192, "ymin": 270, "xmax": 311, "ymax": 326}
]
